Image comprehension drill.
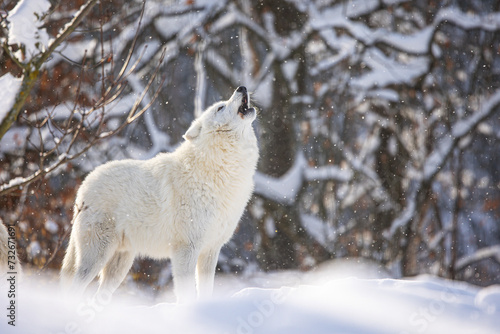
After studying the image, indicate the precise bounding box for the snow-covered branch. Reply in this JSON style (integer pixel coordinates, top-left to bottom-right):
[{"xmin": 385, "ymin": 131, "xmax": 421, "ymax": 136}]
[
  {"xmin": 254, "ymin": 152, "xmax": 353, "ymax": 206},
  {"xmin": 0, "ymin": 5, "xmax": 165, "ymax": 196},
  {"xmin": 0, "ymin": 0, "xmax": 99, "ymax": 141},
  {"xmin": 455, "ymin": 245, "xmax": 500, "ymax": 271},
  {"xmin": 423, "ymin": 90, "xmax": 500, "ymax": 182},
  {"xmin": 254, "ymin": 152, "xmax": 306, "ymax": 206},
  {"xmin": 310, "ymin": 5, "xmax": 500, "ymax": 55},
  {"xmin": 385, "ymin": 90, "xmax": 500, "ymax": 238}
]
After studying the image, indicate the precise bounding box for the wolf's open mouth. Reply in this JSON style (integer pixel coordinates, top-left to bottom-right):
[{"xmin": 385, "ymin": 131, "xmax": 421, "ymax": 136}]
[{"xmin": 238, "ymin": 94, "xmax": 249, "ymax": 116}]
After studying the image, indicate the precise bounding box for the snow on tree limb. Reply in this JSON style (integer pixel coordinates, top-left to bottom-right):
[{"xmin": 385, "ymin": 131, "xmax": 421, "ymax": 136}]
[
  {"xmin": 194, "ymin": 42, "xmax": 207, "ymax": 119},
  {"xmin": 209, "ymin": 4, "xmax": 267, "ymax": 41},
  {"xmin": 436, "ymin": 7, "xmax": 500, "ymax": 32},
  {"xmin": 254, "ymin": 151, "xmax": 354, "ymax": 205},
  {"xmin": 350, "ymin": 48, "xmax": 430, "ymax": 90},
  {"xmin": 384, "ymin": 182, "xmax": 419, "ymax": 239},
  {"xmin": 0, "ymin": 74, "xmax": 23, "ymax": 124},
  {"xmin": 0, "ymin": 3, "xmax": 166, "ymax": 196},
  {"xmin": 304, "ymin": 164, "xmax": 353, "ymax": 183},
  {"xmin": 423, "ymin": 90, "xmax": 500, "ymax": 182},
  {"xmin": 385, "ymin": 90, "xmax": 500, "ymax": 238},
  {"xmin": 254, "ymin": 152, "xmax": 306, "ymax": 206},
  {"xmin": 0, "ymin": 0, "xmax": 99, "ymax": 141},
  {"xmin": 455, "ymin": 245, "xmax": 500, "ymax": 271},
  {"xmin": 300, "ymin": 213, "xmax": 337, "ymax": 250},
  {"xmin": 310, "ymin": 5, "xmax": 500, "ymax": 55},
  {"xmin": 6, "ymin": 0, "xmax": 51, "ymax": 58}
]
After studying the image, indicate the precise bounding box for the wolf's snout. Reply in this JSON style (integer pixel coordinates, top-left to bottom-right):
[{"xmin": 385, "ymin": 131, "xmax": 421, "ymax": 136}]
[
  {"xmin": 237, "ymin": 87, "xmax": 249, "ymax": 116},
  {"xmin": 235, "ymin": 85, "xmax": 255, "ymax": 119}
]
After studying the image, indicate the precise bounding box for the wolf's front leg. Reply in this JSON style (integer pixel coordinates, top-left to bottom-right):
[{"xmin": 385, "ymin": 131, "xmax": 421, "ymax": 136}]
[
  {"xmin": 171, "ymin": 244, "xmax": 199, "ymax": 303},
  {"xmin": 196, "ymin": 247, "xmax": 221, "ymax": 299}
]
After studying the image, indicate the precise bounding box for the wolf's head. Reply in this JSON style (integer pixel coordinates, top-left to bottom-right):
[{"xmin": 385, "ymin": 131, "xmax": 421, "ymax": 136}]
[{"xmin": 183, "ymin": 86, "xmax": 256, "ymax": 142}]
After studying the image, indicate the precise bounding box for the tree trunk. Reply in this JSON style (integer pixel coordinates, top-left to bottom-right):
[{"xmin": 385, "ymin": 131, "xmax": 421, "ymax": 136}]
[{"xmin": 254, "ymin": 0, "xmax": 314, "ymax": 270}]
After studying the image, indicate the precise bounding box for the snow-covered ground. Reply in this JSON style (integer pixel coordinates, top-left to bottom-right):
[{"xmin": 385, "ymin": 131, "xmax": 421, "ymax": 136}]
[{"xmin": 1, "ymin": 262, "xmax": 499, "ymax": 334}]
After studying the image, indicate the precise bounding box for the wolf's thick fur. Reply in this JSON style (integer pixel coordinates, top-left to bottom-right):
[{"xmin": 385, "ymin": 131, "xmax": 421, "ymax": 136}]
[{"xmin": 60, "ymin": 87, "xmax": 258, "ymax": 301}]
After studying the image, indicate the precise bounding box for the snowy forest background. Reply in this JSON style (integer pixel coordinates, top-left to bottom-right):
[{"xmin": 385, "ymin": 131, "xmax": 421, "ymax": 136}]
[{"xmin": 1, "ymin": 0, "xmax": 500, "ymax": 292}]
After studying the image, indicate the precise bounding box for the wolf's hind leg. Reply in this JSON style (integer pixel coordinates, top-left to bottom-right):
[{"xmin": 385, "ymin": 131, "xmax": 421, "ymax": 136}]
[
  {"xmin": 68, "ymin": 216, "xmax": 119, "ymax": 296},
  {"xmin": 98, "ymin": 250, "xmax": 135, "ymax": 296},
  {"xmin": 70, "ymin": 240, "xmax": 116, "ymax": 296}
]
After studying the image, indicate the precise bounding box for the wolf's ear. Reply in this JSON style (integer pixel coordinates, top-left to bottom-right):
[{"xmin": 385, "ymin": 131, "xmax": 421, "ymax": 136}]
[{"xmin": 183, "ymin": 119, "xmax": 202, "ymax": 141}]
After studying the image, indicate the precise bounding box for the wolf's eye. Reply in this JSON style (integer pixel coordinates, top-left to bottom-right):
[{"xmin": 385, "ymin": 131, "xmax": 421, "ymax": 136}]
[{"xmin": 217, "ymin": 106, "xmax": 224, "ymax": 112}]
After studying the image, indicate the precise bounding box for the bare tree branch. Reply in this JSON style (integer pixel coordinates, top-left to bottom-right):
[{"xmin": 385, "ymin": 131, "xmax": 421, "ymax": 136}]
[
  {"xmin": 0, "ymin": 0, "xmax": 99, "ymax": 141},
  {"xmin": 0, "ymin": 2, "xmax": 165, "ymax": 197}
]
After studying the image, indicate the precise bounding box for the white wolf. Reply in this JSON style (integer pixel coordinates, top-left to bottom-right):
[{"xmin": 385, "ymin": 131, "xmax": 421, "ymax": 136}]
[{"xmin": 60, "ymin": 86, "xmax": 258, "ymax": 301}]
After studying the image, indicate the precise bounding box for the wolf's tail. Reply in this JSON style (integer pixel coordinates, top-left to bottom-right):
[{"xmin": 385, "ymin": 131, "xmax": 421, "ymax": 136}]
[{"xmin": 60, "ymin": 234, "xmax": 76, "ymax": 290}]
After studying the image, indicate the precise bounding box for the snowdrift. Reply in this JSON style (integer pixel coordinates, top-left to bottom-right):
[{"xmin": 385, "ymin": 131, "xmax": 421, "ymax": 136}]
[{"xmin": 1, "ymin": 264, "xmax": 499, "ymax": 334}]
